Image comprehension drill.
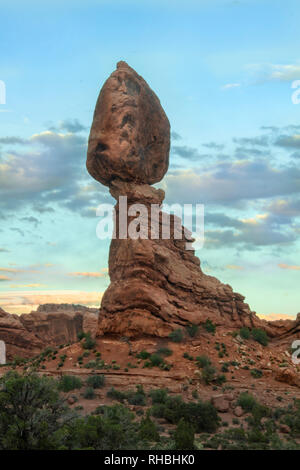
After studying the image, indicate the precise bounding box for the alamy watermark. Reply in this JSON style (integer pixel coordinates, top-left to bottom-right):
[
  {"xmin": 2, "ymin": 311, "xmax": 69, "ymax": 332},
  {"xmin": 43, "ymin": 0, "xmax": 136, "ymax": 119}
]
[
  {"xmin": 0, "ymin": 80, "xmax": 6, "ymax": 105},
  {"xmin": 291, "ymin": 340, "xmax": 300, "ymax": 364},
  {"xmin": 291, "ymin": 80, "xmax": 300, "ymax": 104},
  {"xmin": 95, "ymin": 196, "xmax": 205, "ymax": 250}
]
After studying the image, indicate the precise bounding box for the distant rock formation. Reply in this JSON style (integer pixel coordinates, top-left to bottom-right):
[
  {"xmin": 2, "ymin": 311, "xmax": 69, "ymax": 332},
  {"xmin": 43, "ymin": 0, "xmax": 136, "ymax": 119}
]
[{"xmin": 0, "ymin": 305, "xmax": 98, "ymax": 360}]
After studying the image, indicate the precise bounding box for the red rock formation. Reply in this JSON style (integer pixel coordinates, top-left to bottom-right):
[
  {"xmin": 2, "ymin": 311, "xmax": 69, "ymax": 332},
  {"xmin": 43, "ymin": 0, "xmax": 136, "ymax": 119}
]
[
  {"xmin": 87, "ymin": 62, "xmax": 299, "ymax": 340},
  {"xmin": 0, "ymin": 305, "xmax": 98, "ymax": 359}
]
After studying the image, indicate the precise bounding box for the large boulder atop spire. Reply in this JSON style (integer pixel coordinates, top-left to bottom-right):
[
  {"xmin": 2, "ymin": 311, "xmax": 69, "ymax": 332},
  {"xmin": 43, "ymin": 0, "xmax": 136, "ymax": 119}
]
[{"xmin": 86, "ymin": 61, "xmax": 170, "ymax": 186}]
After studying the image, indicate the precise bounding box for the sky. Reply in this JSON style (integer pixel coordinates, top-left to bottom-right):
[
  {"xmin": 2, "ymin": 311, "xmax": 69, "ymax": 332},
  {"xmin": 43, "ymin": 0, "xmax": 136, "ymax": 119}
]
[{"xmin": 0, "ymin": 0, "xmax": 300, "ymax": 318}]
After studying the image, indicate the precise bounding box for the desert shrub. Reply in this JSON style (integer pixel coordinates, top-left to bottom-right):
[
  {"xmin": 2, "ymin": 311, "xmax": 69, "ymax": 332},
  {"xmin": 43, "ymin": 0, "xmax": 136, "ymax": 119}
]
[
  {"xmin": 86, "ymin": 374, "xmax": 105, "ymax": 389},
  {"xmin": 281, "ymin": 408, "xmax": 300, "ymax": 435},
  {"xmin": 237, "ymin": 392, "xmax": 257, "ymax": 412},
  {"xmin": 185, "ymin": 324, "xmax": 199, "ymax": 338},
  {"xmin": 149, "ymin": 388, "xmax": 168, "ymax": 405},
  {"xmin": 239, "ymin": 327, "xmax": 251, "ymax": 340},
  {"xmin": 82, "ymin": 332, "xmax": 96, "ymax": 350},
  {"xmin": 251, "ymin": 369, "xmax": 263, "ymax": 379},
  {"xmin": 127, "ymin": 385, "xmax": 146, "ymax": 406},
  {"xmin": 221, "ymin": 363, "xmax": 229, "ymax": 373},
  {"xmin": 202, "ymin": 365, "xmax": 217, "ymax": 384},
  {"xmin": 151, "ymin": 403, "xmax": 166, "ymax": 418},
  {"xmin": 247, "ymin": 427, "xmax": 269, "ymax": 445},
  {"xmin": 62, "ymin": 404, "xmax": 140, "ymax": 450},
  {"xmin": 58, "ymin": 375, "xmax": 82, "ymax": 392},
  {"xmin": 196, "ymin": 355, "xmax": 211, "ymax": 368},
  {"xmin": 168, "ymin": 329, "xmax": 184, "ymax": 343},
  {"xmin": 174, "ymin": 418, "xmax": 195, "ymax": 450},
  {"xmin": 203, "ymin": 319, "xmax": 216, "ymax": 334},
  {"xmin": 139, "ymin": 411, "xmax": 160, "ymax": 442},
  {"xmin": 248, "ymin": 404, "xmax": 270, "ymax": 428},
  {"xmin": 160, "ymin": 395, "xmax": 220, "ymax": 433},
  {"xmin": 156, "ymin": 347, "xmax": 172, "ymax": 357},
  {"xmin": 136, "ymin": 350, "xmax": 151, "ymax": 360},
  {"xmin": 77, "ymin": 331, "xmax": 85, "ymax": 341},
  {"xmin": 106, "ymin": 387, "xmax": 127, "ymax": 402},
  {"xmin": 146, "ymin": 353, "xmax": 163, "ymax": 367},
  {"xmin": 83, "ymin": 387, "xmax": 95, "ymax": 399},
  {"xmin": 0, "ymin": 372, "xmax": 72, "ymax": 450},
  {"xmin": 225, "ymin": 427, "xmax": 247, "ymax": 441},
  {"xmin": 216, "ymin": 374, "xmax": 226, "ymax": 385},
  {"xmin": 251, "ymin": 328, "xmax": 269, "ymax": 346},
  {"xmin": 84, "ymin": 360, "xmax": 97, "ymax": 369},
  {"xmin": 183, "ymin": 352, "xmax": 193, "ymax": 361}
]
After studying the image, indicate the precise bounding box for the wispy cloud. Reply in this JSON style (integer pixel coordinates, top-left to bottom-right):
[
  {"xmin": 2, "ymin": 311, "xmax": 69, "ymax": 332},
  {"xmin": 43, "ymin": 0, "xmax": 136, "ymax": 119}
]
[
  {"xmin": 258, "ymin": 312, "xmax": 296, "ymax": 321},
  {"xmin": 222, "ymin": 83, "xmax": 240, "ymax": 90},
  {"xmin": 278, "ymin": 263, "xmax": 300, "ymax": 271},
  {"xmin": 247, "ymin": 63, "xmax": 300, "ymax": 83},
  {"xmin": 68, "ymin": 271, "xmax": 106, "ymax": 278},
  {"xmin": 9, "ymin": 283, "xmax": 46, "ymax": 288},
  {"xmin": 0, "ymin": 267, "xmax": 21, "ymax": 273},
  {"xmin": 0, "ymin": 290, "xmax": 102, "ymax": 314},
  {"xmin": 226, "ymin": 264, "xmax": 244, "ymax": 270}
]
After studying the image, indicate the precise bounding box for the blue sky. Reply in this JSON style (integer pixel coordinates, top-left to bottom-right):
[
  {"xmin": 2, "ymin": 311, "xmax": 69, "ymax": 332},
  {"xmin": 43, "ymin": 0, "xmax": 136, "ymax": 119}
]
[{"xmin": 0, "ymin": 0, "xmax": 300, "ymax": 317}]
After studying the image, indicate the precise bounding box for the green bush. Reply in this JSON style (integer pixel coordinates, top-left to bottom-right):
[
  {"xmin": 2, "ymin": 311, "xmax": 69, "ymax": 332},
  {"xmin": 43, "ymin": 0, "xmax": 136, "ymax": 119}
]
[
  {"xmin": 202, "ymin": 365, "xmax": 217, "ymax": 385},
  {"xmin": 185, "ymin": 324, "xmax": 199, "ymax": 338},
  {"xmin": 203, "ymin": 319, "xmax": 216, "ymax": 334},
  {"xmin": 86, "ymin": 374, "xmax": 105, "ymax": 389},
  {"xmin": 196, "ymin": 355, "xmax": 211, "ymax": 368},
  {"xmin": 127, "ymin": 385, "xmax": 146, "ymax": 406},
  {"xmin": 149, "ymin": 353, "xmax": 164, "ymax": 367},
  {"xmin": 162, "ymin": 396, "xmax": 220, "ymax": 433},
  {"xmin": 63, "ymin": 404, "xmax": 140, "ymax": 450},
  {"xmin": 139, "ymin": 411, "xmax": 160, "ymax": 442},
  {"xmin": 252, "ymin": 328, "xmax": 269, "ymax": 347},
  {"xmin": 237, "ymin": 392, "xmax": 257, "ymax": 412},
  {"xmin": 216, "ymin": 374, "xmax": 226, "ymax": 385},
  {"xmin": 0, "ymin": 372, "xmax": 72, "ymax": 449},
  {"xmin": 83, "ymin": 387, "xmax": 95, "ymax": 399},
  {"xmin": 168, "ymin": 329, "xmax": 184, "ymax": 343},
  {"xmin": 149, "ymin": 388, "xmax": 168, "ymax": 404},
  {"xmin": 58, "ymin": 375, "xmax": 82, "ymax": 392},
  {"xmin": 251, "ymin": 369, "xmax": 263, "ymax": 379},
  {"xmin": 82, "ymin": 332, "xmax": 96, "ymax": 350},
  {"xmin": 151, "ymin": 403, "xmax": 167, "ymax": 418},
  {"xmin": 77, "ymin": 331, "xmax": 85, "ymax": 341},
  {"xmin": 183, "ymin": 352, "xmax": 193, "ymax": 361},
  {"xmin": 136, "ymin": 350, "xmax": 151, "ymax": 360},
  {"xmin": 239, "ymin": 327, "xmax": 251, "ymax": 340},
  {"xmin": 221, "ymin": 363, "xmax": 229, "ymax": 373},
  {"xmin": 156, "ymin": 347, "xmax": 173, "ymax": 357},
  {"xmin": 174, "ymin": 418, "xmax": 195, "ymax": 450},
  {"xmin": 106, "ymin": 387, "xmax": 127, "ymax": 402}
]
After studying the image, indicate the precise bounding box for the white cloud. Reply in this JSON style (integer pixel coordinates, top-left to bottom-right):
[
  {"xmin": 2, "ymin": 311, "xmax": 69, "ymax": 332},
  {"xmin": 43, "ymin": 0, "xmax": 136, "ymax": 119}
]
[
  {"xmin": 222, "ymin": 83, "xmax": 241, "ymax": 90},
  {"xmin": 247, "ymin": 63, "xmax": 300, "ymax": 83}
]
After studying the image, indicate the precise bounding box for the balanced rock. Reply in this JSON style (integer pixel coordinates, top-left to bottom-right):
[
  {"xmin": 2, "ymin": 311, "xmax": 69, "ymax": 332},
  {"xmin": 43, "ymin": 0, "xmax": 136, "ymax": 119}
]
[
  {"xmin": 87, "ymin": 61, "xmax": 170, "ymax": 186},
  {"xmin": 87, "ymin": 62, "xmax": 294, "ymax": 340}
]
